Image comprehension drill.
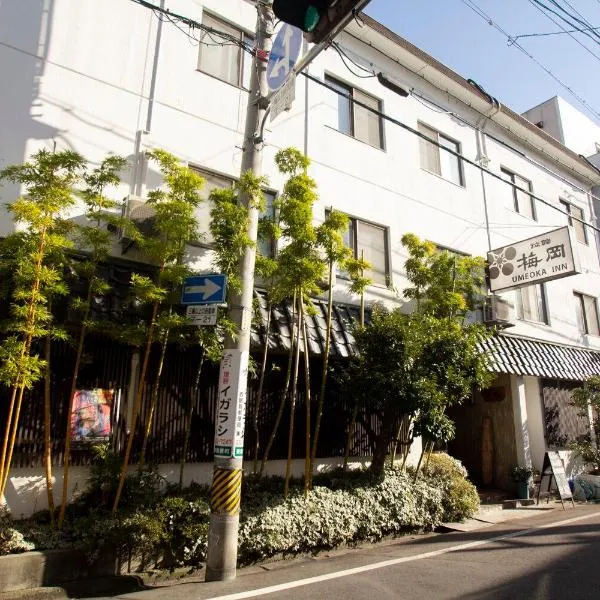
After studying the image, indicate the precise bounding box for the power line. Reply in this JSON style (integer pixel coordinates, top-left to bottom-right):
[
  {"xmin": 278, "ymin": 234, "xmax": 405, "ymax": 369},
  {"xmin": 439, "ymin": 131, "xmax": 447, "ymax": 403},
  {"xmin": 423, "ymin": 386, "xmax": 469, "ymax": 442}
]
[
  {"xmin": 526, "ymin": 0, "xmax": 600, "ymax": 63},
  {"xmin": 531, "ymin": 0, "xmax": 600, "ymax": 48},
  {"xmin": 551, "ymin": 0, "xmax": 600, "ymax": 43},
  {"xmin": 460, "ymin": 0, "xmax": 600, "ymax": 122},
  {"xmin": 512, "ymin": 24, "xmax": 600, "ymax": 41},
  {"xmin": 302, "ymin": 71, "xmax": 600, "ymax": 235}
]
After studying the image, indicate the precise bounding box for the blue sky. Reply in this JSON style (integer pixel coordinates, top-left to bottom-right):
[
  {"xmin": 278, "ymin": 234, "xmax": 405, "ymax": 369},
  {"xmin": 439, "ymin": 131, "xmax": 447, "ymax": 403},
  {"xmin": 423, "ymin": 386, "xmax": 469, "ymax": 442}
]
[{"xmin": 365, "ymin": 0, "xmax": 600, "ymax": 124}]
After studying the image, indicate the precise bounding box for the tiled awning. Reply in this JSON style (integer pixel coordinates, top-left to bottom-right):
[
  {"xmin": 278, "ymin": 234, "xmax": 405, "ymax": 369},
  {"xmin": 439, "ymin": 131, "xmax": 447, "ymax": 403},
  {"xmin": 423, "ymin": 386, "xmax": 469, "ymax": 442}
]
[
  {"xmin": 479, "ymin": 334, "xmax": 600, "ymax": 381},
  {"xmin": 251, "ymin": 290, "xmax": 366, "ymax": 358}
]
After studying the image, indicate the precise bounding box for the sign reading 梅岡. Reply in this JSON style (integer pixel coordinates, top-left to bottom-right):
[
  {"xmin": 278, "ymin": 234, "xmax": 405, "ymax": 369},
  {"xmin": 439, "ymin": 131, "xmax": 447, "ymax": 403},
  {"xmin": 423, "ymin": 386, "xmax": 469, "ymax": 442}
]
[{"xmin": 487, "ymin": 226, "xmax": 580, "ymax": 292}]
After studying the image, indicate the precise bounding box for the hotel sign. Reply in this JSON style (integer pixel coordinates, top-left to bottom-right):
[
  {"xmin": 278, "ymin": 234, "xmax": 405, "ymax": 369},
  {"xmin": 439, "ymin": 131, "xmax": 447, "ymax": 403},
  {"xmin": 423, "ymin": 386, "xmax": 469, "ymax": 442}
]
[{"xmin": 487, "ymin": 226, "xmax": 580, "ymax": 292}]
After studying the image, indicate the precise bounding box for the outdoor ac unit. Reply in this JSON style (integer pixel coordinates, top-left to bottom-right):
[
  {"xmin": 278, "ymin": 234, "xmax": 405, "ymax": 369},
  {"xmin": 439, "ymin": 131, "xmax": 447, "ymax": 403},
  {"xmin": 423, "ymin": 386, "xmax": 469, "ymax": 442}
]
[
  {"xmin": 120, "ymin": 195, "xmax": 157, "ymax": 248},
  {"xmin": 483, "ymin": 295, "xmax": 515, "ymax": 328}
]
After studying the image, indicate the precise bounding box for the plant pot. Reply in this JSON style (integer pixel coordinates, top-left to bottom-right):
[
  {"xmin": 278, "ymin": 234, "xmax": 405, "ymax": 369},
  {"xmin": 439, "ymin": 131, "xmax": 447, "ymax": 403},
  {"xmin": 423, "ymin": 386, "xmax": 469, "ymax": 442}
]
[
  {"xmin": 578, "ymin": 473, "xmax": 600, "ymax": 499},
  {"xmin": 517, "ymin": 481, "xmax": 530, "ymax": 500}
]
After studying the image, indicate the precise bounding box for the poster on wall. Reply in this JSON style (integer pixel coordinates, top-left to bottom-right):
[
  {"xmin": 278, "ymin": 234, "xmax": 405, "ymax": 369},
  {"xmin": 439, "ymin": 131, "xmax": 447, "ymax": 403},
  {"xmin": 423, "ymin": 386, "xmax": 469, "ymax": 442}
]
[{"xmin": 70, "ymin": 389, "xmax": 114, "ymax": 441}]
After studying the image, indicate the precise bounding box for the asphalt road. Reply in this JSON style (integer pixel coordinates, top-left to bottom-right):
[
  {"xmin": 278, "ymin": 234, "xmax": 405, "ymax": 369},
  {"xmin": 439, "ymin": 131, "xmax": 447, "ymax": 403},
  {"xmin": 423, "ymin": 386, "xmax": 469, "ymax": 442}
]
[{"xmin": 89, "ymin": 504, "xmax": 600, "ymax": 600}]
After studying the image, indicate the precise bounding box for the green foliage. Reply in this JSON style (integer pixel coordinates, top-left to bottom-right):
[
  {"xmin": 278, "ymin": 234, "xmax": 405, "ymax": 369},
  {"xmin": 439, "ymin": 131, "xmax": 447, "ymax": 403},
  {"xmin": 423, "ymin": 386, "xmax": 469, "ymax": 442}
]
[
  {"xmin": 401, "ymin": 233, "xmax": 486, "ymax": 319},
  {"xmin": 569, "ymin": 376, "xmax": 600, "ymax": 473},
  {"xmin": 511, "ymin": 465, "xmax": 536, "ymax": 483},
  {"xmin": 421, "ymin": 453, "xmax": 480, "ymax": 522}
]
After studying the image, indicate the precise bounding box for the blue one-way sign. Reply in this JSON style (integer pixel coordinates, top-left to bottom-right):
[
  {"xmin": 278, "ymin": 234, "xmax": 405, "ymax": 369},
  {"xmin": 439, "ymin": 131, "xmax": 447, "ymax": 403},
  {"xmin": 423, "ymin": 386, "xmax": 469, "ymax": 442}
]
[
  {"xmin": 267, "ymin": 24, "xmax": 302, "ymax": 92},
  {"xmin": 181, "ymin": 274, "xmax": 227, "ymax": 305}
]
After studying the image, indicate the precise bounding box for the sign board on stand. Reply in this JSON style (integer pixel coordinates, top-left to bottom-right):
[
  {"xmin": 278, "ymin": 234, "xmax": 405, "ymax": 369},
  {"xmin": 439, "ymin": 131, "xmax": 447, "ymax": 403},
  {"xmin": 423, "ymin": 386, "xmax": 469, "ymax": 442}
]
[
  {"xmin": 186, "ymin": 304, "xmax": 218, "ymax": 326},
  {"xmin": 487, "ymin": 226, "xmax": 580, "ymax": 293},
  {"xmin": 536, "ymin": 450, "xmax": 575, "ymax": 509}
]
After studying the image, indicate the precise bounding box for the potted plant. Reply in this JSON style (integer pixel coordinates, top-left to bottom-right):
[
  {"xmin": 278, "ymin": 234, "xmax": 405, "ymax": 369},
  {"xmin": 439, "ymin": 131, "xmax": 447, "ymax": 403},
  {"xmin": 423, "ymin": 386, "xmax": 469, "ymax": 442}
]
[{"xmin": 511, "ymin": 466, "xmax": 536, "ymax": 500}]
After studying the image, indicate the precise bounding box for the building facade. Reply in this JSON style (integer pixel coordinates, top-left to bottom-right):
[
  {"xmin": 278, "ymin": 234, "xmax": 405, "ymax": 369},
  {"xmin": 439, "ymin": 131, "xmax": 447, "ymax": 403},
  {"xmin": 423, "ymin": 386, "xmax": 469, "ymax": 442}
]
[{"xmin": 1, "ymin": 0, "xmax": 600, "ymax": 511}]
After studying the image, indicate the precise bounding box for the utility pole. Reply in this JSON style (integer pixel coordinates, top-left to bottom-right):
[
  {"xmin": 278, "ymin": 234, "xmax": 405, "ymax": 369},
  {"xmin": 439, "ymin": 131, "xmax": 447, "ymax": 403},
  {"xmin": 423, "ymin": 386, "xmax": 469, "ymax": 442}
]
[{"xmin": 205, "ymin": 1, "xmax": 274, "ymax": 582}]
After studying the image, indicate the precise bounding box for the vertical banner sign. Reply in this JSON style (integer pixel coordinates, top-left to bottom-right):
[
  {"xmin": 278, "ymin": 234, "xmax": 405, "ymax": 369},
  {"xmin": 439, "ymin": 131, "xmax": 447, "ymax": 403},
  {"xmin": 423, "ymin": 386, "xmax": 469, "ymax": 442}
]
[{"xmin": 214, "ymin": 349, "xmax": 249, "ymax": 458}]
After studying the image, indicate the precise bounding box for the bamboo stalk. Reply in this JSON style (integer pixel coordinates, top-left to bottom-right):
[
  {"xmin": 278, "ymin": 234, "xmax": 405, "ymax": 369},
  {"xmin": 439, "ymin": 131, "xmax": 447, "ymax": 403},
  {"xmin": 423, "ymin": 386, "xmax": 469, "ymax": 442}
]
[
  {"xmin": 43, "ymin": 335, "xmax": 55, "ymax": 526},
  {"xmin": 0, "ymin": 386, "xmax": 18, "ymax": 494},
  {"xmin": 302, "ymin": 302, "xmax": 311, "ymax": 493},
  {"xmin": 252, "ymin": 303, "xmax": 272, "ymax": 475},
  {"xmin": 179, "ymin": 352, "xmax": 204, "ymax": 488},
  {"xmin": 284, "ymin": 296, "xmax": 303, "ymax": 498},
  {"xmin": 112, "ymin": 300, "xmax": 159, "ymax": 515}
]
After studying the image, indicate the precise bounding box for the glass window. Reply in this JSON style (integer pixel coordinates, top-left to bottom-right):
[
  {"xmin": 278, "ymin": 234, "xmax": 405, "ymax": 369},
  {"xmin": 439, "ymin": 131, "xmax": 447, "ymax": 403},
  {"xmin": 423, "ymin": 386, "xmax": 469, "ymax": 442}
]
[
  {"xmin": 325, "ymin": 76, "xmax": 383, "ymax": 148},
  {"xmin": 257, "ymin": 190, "xmax": 277, "ymax": 258},
  {"xmin": 560, "ymin": 199, "xmax": 587, "ymax": 244},
  {"xmin": 333, "ymin": 211, "xmax": 388, "ymax": 286},
  {"xmin": 574, "ymin": 292, "xmax": 599, "ymax": 335},
  {"xmin": 501, "ymin": 168, "xmax": 535, "ymax": 219},
  {"xmin": 191, "ymin": 169, "xmax": 234, "ymax": 245},
  {"xmin": 198, "ymin": 13, "xmax": 248, "ymax": 88},
  {"xmin": 418, "ymin": 122, "xmax": 463, "ymax": 186},
  {"xmin": 516, "ymin": 284, "xmax": 548, "ymax": 324}
]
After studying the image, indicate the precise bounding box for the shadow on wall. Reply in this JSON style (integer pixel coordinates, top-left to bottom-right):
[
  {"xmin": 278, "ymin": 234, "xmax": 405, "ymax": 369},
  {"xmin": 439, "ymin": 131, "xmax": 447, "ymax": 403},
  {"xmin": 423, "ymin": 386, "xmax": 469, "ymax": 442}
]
[{"xmin": 0, "ymin": 0, "xmax": 60, "ymax": 218}]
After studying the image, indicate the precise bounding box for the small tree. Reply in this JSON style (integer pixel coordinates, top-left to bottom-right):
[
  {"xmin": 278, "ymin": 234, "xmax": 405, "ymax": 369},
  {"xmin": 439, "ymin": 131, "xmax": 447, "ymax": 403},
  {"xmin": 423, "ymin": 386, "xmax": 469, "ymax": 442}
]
[
  {"xmin": 570, "ymin": 376, "xmax": 600, "ymax": 474},
  {"xmin": 112, "ymin": 150, "xmax": 204, "ymax": 514},
  {"xmin": 58, "ymin": 155, "xmax": 127, "ymax": 527},
  {"xmin": 0, "ymin": 149, "xmax": 85, "ymax": 500}
]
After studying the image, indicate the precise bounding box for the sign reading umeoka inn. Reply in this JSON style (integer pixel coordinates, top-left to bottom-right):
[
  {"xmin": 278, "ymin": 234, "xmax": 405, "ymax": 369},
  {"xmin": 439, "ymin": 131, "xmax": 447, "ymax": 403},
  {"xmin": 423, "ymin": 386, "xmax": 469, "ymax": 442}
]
[{"xmin": 487, "ymin": 226, "xmax": 581, "ymax": 293}]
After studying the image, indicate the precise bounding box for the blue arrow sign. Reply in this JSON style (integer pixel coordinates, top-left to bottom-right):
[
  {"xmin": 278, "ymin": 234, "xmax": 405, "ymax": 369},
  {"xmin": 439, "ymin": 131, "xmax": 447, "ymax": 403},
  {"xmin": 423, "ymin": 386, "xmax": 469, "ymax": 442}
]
[
  {"xmin": 267, "ymin": 24, "xmax": 302, "ymax": 92},
  {"xmin": 181, "ymin": 274, "xmax": 227, "ymax": 305}
]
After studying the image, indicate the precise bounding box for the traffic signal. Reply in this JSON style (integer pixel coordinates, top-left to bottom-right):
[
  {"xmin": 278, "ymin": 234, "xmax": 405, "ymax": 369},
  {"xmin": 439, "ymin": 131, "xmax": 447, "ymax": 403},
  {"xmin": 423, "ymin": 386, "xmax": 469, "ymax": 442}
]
[{"xmin": 272, "ymin": 0, "xmax": 370, "ymax": 45}]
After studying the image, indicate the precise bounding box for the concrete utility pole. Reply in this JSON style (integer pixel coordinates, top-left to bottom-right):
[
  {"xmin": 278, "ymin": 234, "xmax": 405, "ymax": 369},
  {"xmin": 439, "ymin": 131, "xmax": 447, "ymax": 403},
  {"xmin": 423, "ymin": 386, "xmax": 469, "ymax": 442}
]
[{"xmin": 205, "ymin": 1, "xmax": 274, "ymax": 582}]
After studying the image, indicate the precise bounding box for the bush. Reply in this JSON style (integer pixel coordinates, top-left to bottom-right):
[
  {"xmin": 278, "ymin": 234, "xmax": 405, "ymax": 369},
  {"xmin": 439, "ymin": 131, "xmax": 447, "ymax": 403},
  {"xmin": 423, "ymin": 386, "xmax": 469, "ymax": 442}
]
[
  {"xmin": 422, "ymin": 453, "xmax": 479, "ymax": 522},
  {"xmin": 0, "ymin": 508, "xmax": 34, "ymax": 555}
]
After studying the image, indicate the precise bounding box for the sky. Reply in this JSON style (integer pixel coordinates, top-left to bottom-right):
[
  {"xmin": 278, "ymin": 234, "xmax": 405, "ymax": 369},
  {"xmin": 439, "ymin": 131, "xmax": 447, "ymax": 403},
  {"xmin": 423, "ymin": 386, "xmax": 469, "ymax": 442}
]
[{"xmin": 364, "ymin": 0, "xmax": 600, "ymax": 125}]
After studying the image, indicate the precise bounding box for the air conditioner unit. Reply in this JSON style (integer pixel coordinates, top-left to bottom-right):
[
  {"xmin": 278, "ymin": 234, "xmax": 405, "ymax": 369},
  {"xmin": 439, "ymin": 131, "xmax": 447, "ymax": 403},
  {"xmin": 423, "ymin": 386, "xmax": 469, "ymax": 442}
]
[
  {"xmin": 483, "ymin": 295, "xmax": 515, "ymax": 328},
  {"xmin": 120, "ymin": 195, "xmax": 157, "ymax": 250}
]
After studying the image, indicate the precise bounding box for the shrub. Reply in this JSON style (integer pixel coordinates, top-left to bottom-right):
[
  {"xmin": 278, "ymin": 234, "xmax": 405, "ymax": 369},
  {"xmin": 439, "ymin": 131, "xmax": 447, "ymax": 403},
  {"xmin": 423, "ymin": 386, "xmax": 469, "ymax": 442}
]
[
  {"xmin": 0, "ymin": 509, "xmax": 34, "ymax": 555},
  {"xmin": 422, "ymin": 453, "xmax": 479, "ymax": 522}
]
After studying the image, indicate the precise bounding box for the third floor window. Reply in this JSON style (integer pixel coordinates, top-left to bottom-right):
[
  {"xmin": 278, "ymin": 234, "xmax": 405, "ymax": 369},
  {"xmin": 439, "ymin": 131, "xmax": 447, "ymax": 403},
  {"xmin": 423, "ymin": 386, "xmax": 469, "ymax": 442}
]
[
  {"xmin": 325, "ymin": 75, "xmax": 384, "ymax": 149},
  {"xmin": 418, "ymin": 122, "xmax": 464, "ymax": 186},
  {"xmin": 560, "ymin": 199, "xmax": 587, "ymax": 245},
  {"xmin": 501, "ymin": 168, "xmax": 535, "ymax": 220},
  {"xmin": 198, "ymin": 13, "xmax": 251, "ymax": 88}
]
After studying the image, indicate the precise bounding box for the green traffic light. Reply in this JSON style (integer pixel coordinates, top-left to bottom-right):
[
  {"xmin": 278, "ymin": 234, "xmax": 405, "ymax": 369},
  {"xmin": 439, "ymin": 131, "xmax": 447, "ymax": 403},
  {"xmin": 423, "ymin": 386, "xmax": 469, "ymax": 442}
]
[{"xmin": 304, "ymin": 5, "xmax": 320, "ymax": 32}]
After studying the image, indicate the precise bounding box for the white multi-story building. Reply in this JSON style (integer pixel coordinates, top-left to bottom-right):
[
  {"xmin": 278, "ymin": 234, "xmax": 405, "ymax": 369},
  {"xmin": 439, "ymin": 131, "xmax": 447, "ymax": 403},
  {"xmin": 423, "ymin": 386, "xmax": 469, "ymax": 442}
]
[{"xmin": 1, "ymin": 0, "xmax": 600, "ymax": 511}]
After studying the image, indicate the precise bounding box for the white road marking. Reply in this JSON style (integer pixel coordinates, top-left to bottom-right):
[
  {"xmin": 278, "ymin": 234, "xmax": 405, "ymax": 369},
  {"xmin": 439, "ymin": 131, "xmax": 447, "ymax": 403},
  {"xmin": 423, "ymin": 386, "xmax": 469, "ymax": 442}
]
[{"xmin": 206, "ymin": 511, "xmax": 600, "ymax": 600}]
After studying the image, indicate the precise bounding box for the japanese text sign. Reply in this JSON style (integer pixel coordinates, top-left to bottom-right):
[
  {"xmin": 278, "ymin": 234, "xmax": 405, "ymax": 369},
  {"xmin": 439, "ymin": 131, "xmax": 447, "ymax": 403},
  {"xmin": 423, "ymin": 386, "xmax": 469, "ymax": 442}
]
[
  {"xmin": 487, "ymin": 226, "xmax": 580, "ymax": 292},
  {"xmin": 213, "ymin": 349, "xmax": 249, "ymax": 459}
]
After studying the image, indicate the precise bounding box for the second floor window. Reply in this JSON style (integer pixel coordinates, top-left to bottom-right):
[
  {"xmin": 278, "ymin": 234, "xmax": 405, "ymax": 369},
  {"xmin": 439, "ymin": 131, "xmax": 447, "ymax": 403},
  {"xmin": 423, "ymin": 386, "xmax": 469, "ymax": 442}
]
[
  {"xmin": 198, "ymin": 13, "xmax": 251, "ymax": 88},
  {"xmin": 325, "ymin": 75, "xmax": 384, "ymax": 149},
  {"xmin": 501, "ymin": 168, "xmax": 535, "ymax": 220},
  {"xmin": 516, "ymin": 284, "xmax": 548, "ymax": 324},
  {"xmin": 560, "ymin": 199, "xmax": 587, "ymax": 244},
  {"xmin": 574, "ymin": 292, "xmax": 599, "ymax": 335},
  {"xmin": 334, "ymin": 213, "xmax": 389, "ymax": 286},
  {"xmin": 418, "ymin": 123, "xmax": 464, "ymax": 186}
]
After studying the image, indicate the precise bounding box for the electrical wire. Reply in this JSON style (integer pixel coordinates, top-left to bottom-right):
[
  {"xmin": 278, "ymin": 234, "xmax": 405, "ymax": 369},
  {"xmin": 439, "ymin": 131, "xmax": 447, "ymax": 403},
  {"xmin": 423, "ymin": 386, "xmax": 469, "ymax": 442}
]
[
  {"xmin": 331, "ymin": 42, "xmax": 376, "ymax": 76},
  {"xmin": 460, "ymin": 0, "xmax": 600, "ymax": 122},
  {"xmin": 550, "ymin": 0, "xmax": 600, "ymax": 43},
  {"xmin": 531, "ymin": 0, "xmax": 600, "ymax": 49},
  {"xmin": 301, "ymin": 71, "xmax": 600, "ymax": 235},
  {"xmin": 512, "ymin": 25, "xmax": 600, "ymax": 42},
  {"xmin": 526, "ymin": 0, "xmax": 600, "ymax": 63}
]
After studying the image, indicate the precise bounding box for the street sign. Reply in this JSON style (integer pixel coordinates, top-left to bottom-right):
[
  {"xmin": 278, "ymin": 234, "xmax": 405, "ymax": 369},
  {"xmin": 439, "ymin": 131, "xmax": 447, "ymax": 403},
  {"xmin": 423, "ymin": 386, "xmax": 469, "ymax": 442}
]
[
  {"xmin": 270, "ymin": 73, "xmax": 296, "ymax": 122},
  {"xmin": 267, "ymin": 23, "xmax": 302, "ymax": 91},
  {"xmin": 186, "ymin": 304, "xmax": 218, "ymax": 326},
  {"xmin": 181, "ymin": 274, "xmax": 227, "ymax": 305},
  {"xmin": 487, "ymin": 226, "xmax": 580, "ymax": 292}
]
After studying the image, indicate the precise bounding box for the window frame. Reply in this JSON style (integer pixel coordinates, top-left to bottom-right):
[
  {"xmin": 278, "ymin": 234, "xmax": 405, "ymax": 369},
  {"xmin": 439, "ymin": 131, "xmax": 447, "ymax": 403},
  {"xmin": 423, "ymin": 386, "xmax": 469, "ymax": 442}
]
[
  {"xmin": 327, "ymin": 210, "xmax": 391, "ymax": 287},
  {"xmin": 560, "ymin": 199, "xmax": 588, "ymax": 245},
  {"xmin": 500, "ymin": 167, "xmax": 536, "ymax": 220},
  {"xmin": 190, "ymin": 165, "xmax": 277, "ymax": 256},
  {"xmin": 516, "ymin": 283, "xmax": 549, "ymax": 325},
  {"xmin": 324, "ymin": 74, "xmax": 385, "ymax": 150},
  {"xmin": 574, "ymin": 291, "xmax": 600, "ymax": 336},
  {"xmin": 197, "ymin": 12, "xmax": 252, "ymax": 89},
  {"xmin": 417, "ymin": 122, "xmax": 465, "ymax": 187}
]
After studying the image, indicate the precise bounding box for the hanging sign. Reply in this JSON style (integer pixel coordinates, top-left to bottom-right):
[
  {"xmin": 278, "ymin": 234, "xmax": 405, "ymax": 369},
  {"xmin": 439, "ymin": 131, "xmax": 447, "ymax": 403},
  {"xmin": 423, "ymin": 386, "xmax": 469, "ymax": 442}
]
[
  {"xmin": 536, "ymin": 450, "xmax": 575, "ymax": 509},
  {"xmin": 487, "ymin": 226, "xmax": 580, "ymax": 292},
  {"xmin": 70, "ymin": 389, "xmax": 114, "ymax": 441}
]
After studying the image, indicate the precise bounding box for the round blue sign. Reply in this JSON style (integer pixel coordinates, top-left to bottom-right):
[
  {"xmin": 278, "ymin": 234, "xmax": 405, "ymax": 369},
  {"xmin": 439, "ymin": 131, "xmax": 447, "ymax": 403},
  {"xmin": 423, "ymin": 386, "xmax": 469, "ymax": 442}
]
[{"xmin": 267, "ymin": 24, "xmax": 303, "ymax": 91}]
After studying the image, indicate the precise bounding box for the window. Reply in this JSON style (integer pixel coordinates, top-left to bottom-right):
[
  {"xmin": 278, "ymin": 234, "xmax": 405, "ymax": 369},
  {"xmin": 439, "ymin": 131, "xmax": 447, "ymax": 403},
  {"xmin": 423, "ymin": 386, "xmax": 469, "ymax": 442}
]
[
  {"xmin": 516, "ymin": 284, "xmax": 548, "ymax": 324},
  {"xmin": 418, "ymin": 122, "xmax": 464, "ymax": 186},
  {"xmin": 335, "ymin": 213, "xmax": 389, "ymax": 286},
  {"xmin": 257, "ymin": 191, "xmax": 277, "ymax": 258},
  {"xmin": 198, "ymin": 13, "xmax": 252, "ymax": 88},
  {"xmin": 560, "ymin": 199, "xmax": 587, "ymax": 244},
  {"xmin": 191, "ymin": 168, "xmax": 275, "ymax": 254},
  {"xmin": 325, "ymin": 75, "xmax": 384, "ymax": 149},
  {"xmin": 574, "ymin": 292, "xmax": 600, "ymax": 335},
  {"xmin": 500, "ymin": 168, "xmax": 535, "ymax": 219}
]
